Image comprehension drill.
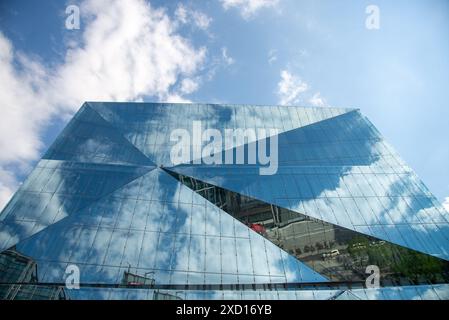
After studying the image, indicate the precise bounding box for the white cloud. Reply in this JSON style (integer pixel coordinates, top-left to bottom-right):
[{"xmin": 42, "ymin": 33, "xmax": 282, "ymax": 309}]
[
  {"xmin": 175, "ymin": 3, "xmax": 212, "ymax": 30},
  {"xmin": 220, "ymin": 0, "xmax": 279, "ymax": 19},
  {"xmin": 174, "ymin": 3, "xmax": 189, "ymax": 23},
  {"xmin": 277, "ymin": 69, "xmax": 329, "ymax": 107},
  {"xmin": 277, "ymin": 70, "xmax": 309, "ymax": 105},
  {"xmin": 221, "ymin": 47, "xmax": 235, "ymax": 65},
  {"xmin": 443, "ymin": 197, "xmax": 449, "ymax": 213},
  {"xmin": 0, "ymin": 0, "xmax": 207, "ymax": 210},
  {"xmin": 180, "ymin": 78, "xmax": 199, "ymax": 95},
  {"xmin": 309, "ymin": 92, "xmax": 328, "ymax": 107}
]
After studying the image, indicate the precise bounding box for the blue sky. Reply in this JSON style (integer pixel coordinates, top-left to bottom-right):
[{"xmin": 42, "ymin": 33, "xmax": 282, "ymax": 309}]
[{"xmin": 0, "ymin": 0, "xmax": 448, "ymax": 210}]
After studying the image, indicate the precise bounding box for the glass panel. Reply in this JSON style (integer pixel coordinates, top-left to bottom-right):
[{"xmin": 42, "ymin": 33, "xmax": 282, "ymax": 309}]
[
  {"xmin": 168, "ymin": 171, "xmax": 449, "ymax": 285},
  {"xmin": 1, "ymin": 102, "xmax": 448, "ymax": 300}
]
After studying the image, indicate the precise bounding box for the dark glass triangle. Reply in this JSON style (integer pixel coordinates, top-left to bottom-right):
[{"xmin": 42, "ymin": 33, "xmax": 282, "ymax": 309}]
[
  {"xmin": 164, "ymin": 168, "xmax": 449, "ymax": 286},
  {"xmin": 185, "ymin": 110, "xmax": 382, "ymax": 167},
  {"xmin": 167, "ymin": 164, "xmax": 449, "ymax": 262}
]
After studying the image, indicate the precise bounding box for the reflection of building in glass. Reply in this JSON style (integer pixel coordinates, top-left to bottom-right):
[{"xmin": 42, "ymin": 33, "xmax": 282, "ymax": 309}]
[
  {"xmin": 153, "ymin": 291, "xmax": 183, "ymax": 300},
  {"xmin": 121, "ymin": 269, "xmax": 181, "ymax": 299},
  {"xmin": 0, "ymin": 248, "xmax": 67, "ymax": 300},
  {"xmin": 170, "ymin": 172, "xmax": 449, "ymax": 285},
  {"xmin": 0, "ymin": 102, "xmax": 448, "ymax": 300},
  {"xmin": 122, "ymin": 270, "xmax": 155, "ymax": 287}
]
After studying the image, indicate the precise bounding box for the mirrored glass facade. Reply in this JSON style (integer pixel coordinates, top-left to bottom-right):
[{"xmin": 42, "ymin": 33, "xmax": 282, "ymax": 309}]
[{"xmin": 0, "ymin": 102, "xmax": 448, "ymax": 300}]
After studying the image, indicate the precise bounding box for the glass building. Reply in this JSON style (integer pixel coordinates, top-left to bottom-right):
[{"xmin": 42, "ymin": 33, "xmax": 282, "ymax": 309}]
[{"xmin": 0, "ymin": 102, "xmax": 448, "ymax": 300}]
